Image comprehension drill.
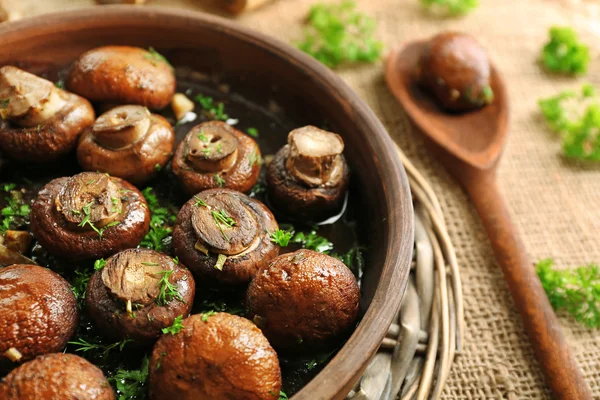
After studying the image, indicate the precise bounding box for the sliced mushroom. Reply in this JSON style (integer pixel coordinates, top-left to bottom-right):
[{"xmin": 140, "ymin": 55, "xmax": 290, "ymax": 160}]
[
  {"xmin": 0, "ymin": 66, "xmax": 94, "ymax": 163},
  {"xmin": 87, "ymin": 249, "xmax": 195, "ymax": 345},
  {"xmin": 266, "ymin": 126, "xmax": 350, "ymax": 222},
  {"xmin": 173, "ymin": 189, "xmax": 279, "ymax": 285},
  {"xmin": 77, "ymin": 105, "xmax": 174, "ymax": 184},
  {"xmin": 172, "ymin": 121, "xmax": 261, "ymax": 195},
  {"xmin": 30, "ymin": 172, "xmax": 150, "ymax": 260}
]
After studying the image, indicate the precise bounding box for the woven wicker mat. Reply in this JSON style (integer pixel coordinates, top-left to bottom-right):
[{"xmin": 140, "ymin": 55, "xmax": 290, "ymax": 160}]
[{"xmin": 15, "ymin": 0, "xmax": 600, "ymax": 398}]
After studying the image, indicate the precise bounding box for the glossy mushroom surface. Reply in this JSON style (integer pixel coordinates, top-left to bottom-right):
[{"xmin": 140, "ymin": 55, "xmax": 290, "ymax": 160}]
[
  {"xmin": 0, "ymin": 66, "xmax": 95, "ymax": 163},
  {"xmin": 416, "ymin": 31, "xmax": 494, "ymax": 112},
  {"xmin": 30, "ymin": 172, "xmax": 150, "ymax": 261},
  {"xmin": 173, "ymin": 189, "xmax": 279, "ymax": 285},
  {"xmin": 77, "ymin": 105, "xmax": 175, "ymax": 184},
  {"xmin": 66, "ymin": 46, "xmax": 175, "ymax": 109},
  {"xmin": 0, "ymin": 353, "xmax": 114, "ymax": 400},
  {"xmin": 0, "ymin": 265, "xmax": 78, "ymax": 365},
  {"xmin": 86, "ymin": 248, "xmax": 195, "ymax": 345},
  {"xmin": 267, "ymin": 126, "xmax": 349, "ymax": 222},
  {"xmin": 246, "ymin": 249, "xmax": 360, "ymax": 351},
  {"xmin": 149, "ymin": 312, "xmax": 281, "ymax": 400},
  {"xmin": 172, "ymin": 121, "xmax": 261, "ymax": 195}
]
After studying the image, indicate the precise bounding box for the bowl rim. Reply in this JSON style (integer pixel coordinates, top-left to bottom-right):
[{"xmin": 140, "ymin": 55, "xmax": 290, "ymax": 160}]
[{"xmin": 0, "ymin": 6, "xmax": 414, "ymax": 399}]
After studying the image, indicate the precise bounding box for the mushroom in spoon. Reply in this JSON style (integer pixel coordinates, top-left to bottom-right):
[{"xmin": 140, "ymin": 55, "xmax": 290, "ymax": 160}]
[
  {"xmin": 267, "ymin": 126, "xmax": 349, "ymax": 222},
  {"xmin": 77, "ymin": 105, "xmax": 175, "ymax": 184},
  {"xmin": 86, "ymin": 248, "xmax": 195, "ymax": 345},
  {"xmin": 30, "ymin": 172, "xmax": 150, "ymax": 261},
  {"xmin": 67, "ymin": 46, "xmax": 175, "ymax": 109},
  {"xmin": 172, "ymin": 189, "xmax": 279, "ymax": 285},
  {"xmin": 0, "ymin": 66, "xmax": 95, "ymax": 163},
  {"xmin": 172, "ymin": 121, "xmax": 261, "ymax": 195}
]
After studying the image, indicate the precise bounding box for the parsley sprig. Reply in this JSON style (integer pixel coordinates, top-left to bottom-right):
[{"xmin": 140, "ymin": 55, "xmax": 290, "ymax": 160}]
[
  {"xmin": 541, "ymin": 27, "xmax": 590, "ymax": 75},
  {"xmin": 109, "ymin": 356, "xmax": 149, "ymax": 400},
  {"xmin": 155, "ymin": 269, "xmax": 183, "ymax": 306},
  {"xmin": 421, "ymin": 0, "xmax": 478, "ymax": 16},
  {"xmin": 297, "ymin": 0, "xmax": 382, "ymax": 68},
  {"xmin": 212, "ymin": 209, "xmax": 236, "ymax": 241},
  {"xmin": 140, "ymin": 188, "xmax": 175, "ymax": 252},
  {"xmin": 161, "ymin": 315, "xmax": 184, "ymax": 335},
  {"xmin": 0, "ymin": 185, "xmax": 30, "ymax": 233},
  {"xmin": 269, "ymin": 229, "xmax": 294, "ymax": 247},
  {"xmin": 194, "ymin": 94, "xmax": 229, "ymax": 121},
  {"xmin": 537, "ymin": 259, "xmax": 600, "ymax": 328}
]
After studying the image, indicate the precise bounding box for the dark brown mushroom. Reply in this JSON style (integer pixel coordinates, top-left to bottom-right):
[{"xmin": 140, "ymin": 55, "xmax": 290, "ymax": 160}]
[
  {"xmin": 0, "ymin": 66, "xmax": 95, "ymax": 163},
  {"xmin": 246, "ymin": 249, "xmax": 360, "ymax": 351},
  {"xmin": 172, "ymin": 121, "xmax": 261, "ymax": 195},
  {"xmin": 0, "ymin": 353, "xmax": 114, "ymax": 400},
  {"xmin": 77, "ymin": 105, "xmax": 175, "ymax": 184},
  {"xmin": 148, "ymin": 312, "xmax": 281, "ymax": 400},
  {"xmin": 416, "ymin": 31, "xmax": 494, "ymax": 111},
  {"xmin": 86, "ymin": 248, "xmax": 195, "ymax": 345},
  {"xmin": 0, "ymin": 265, "xmax": 78, "ymax": 366},
  {"xmin": 30, "ymin": 172, "xmax": 150, "ymax": 261},
  {"xmin": 266, "ymin": 126, "xmax": 349, "ymax": 222},
  {"xmin": 172, "ymin": 189, "xmax": 279, "ymax": 286},
  {"xmin": 66, "ymin": 46, "xmax": 175, "ymax": 110}
]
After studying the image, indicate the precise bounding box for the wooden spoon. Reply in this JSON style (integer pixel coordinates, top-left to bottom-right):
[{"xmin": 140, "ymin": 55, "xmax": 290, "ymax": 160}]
[{"xmin": 385, "ymin": 40, "xmax": 592, "ymax": 400}]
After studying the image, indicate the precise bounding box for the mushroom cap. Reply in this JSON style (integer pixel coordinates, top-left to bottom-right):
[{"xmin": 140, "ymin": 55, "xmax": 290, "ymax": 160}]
[
  {"xmin": 172, "ymin": 121, "xmax": 261, "ymax": 195},
  {"xmin": 0, "ymin": 353, "xmax": 114, "ymax": 400},
  {"xmin": 417, "ymin": 31, "xmax": 492, "ymax": 111},
  {"xmin": 30, "ymin": 175, "xmax": 150, "ymax": 261},
  {"xmin": 77, "ymin": 108, "xmax": 174, "ymax": 185},
  {"xmin": 148, "ymin": 313, "xmax": 281, "ymax": 400},
  {"xmin": 172, "ymin": 189, "xmax": 279, "ymax": 286},
  {"xmin": 0, "ymin": 67, "xmax": 95, "ymax": 163},
  {"xmin": 86, "ymin": 248, "xmax": 195, "ymax": 344},
  {"xmin": 246, "ymin": 249, "xmax": 360, "ymax": 351},
  {"xmin": 92, "ymin": 105, "xmax": 152, "ymax": 149},
  {"xmin": 66, "ymin": 46, "xmax": 176, "ymax": 109},
  {"xmin": 0, "ymin": 265, "xmax": 79, "ymax": 364}
]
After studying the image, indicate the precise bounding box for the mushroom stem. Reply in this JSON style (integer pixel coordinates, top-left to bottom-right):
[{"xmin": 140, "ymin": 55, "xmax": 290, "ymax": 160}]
[
  {"xmin": 92, "ymin": 106, "xmax": 151, "ymax": 149},
  {"xmin": 186, "ymin": 124, "xmax": 239, "ymax": 173},
  {"xmin": 4, "ymin": 347, "xmax": 22, "ymax": 362},
  {"xmin": 285, "ymin": 126, "xmax": 345, "ymax": 187}
]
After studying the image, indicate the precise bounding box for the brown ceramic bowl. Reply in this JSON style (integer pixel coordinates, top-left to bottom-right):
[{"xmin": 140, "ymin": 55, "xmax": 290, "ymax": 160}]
[{"xmin": 0, "ymin": 7, "xmax": 414, "ymax": 399}]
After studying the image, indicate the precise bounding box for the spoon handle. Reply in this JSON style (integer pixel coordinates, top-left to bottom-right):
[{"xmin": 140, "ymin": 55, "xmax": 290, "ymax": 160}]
[{"xmin": 466, "ymin": 174, "xmax": 591, "ymax": 400}]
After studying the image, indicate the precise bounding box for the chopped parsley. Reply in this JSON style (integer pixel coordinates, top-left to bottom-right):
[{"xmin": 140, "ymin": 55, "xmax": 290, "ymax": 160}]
[
  {"xmin": 212, "ymin": 209, "xmax": 236, "ymax": 241},
  {"xmin": 154, "ymin": 163, "xmax": 162, "ymax": 172},
  {"xmin": 155, "ymin": 269, "xmax": 183, "ymax": 306},
  {"xmin": 109, "ymin": 356, "xmax": 149, "ymax": 400},
  {"xmin": 541, "ymin": 27, "xmax": 590, "ymax": 75},
  {"xmin": 198, "ymin": 132, "xmax": 209, "ymax": 142},
  {"xmin": 249, "ymin": 150, "xmax": 261, "ymax": 168},
  {"xmin": 55, "ymin": 80, "xmax": 65, "ymax": 89},
  {"xmin": 246, "ymin": 127, "xmax": 259, "ymax": 138},
  {"xmin": 94, "ymin": 258, "xmax": 106, "ymax": 271},
  {"xmin": 194, "ymin": 195, "xmax": 208, "ymax": 207},
  {"xmin": 214, "ymin": 174, "xmax": 226, "ymax": 187},
  {"xmin": 194, "ymin": 94, "xmax": 229, "ymax": 121},
  {"xmin": 292, "ymin": 230, "xmax": 334, "ymax": 253},
  {"xmin": 421, "ymin": 0, "xmax": 478, "ymax": 16},
  {"xmin": 201, "ymin": 310, "xmax": 216, "ymax": 322},
  {"xmin": 161, "ymin": 315, "xmax": 184, "ymax": 335},
  {"xmin": 145, "ymin": 47, "xmax": 172, "ymax": 68},
  {"xmin": 140, "ymin": 187, "xmax": 175, "ymax": 252},
  {"xmin": 0, "ymin": 98, "xmax": 9, "ymax": 109},
  {"xmin": 269, "ymin": 229, "xmax": 294, "ymax": 247},
  {"xmin": 0, "ymin": 186, "xmax": 30, "ymax": 233}
]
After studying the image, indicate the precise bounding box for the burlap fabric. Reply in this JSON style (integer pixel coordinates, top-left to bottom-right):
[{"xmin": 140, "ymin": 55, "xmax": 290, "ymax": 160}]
[{"xmin": 16, "ymin": 0, "xmax": 600, "ymax": 398}]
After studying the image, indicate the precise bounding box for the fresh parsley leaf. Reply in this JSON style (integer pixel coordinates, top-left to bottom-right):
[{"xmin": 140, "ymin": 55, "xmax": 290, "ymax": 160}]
[
  {"xmin": 297, "ymin": 0, "xmax": 383, "ymax": 68},
  {"xmin": 194, "ymin": 195, "xmax": 208, "ymax": 207},
  {"xmin": 421, "ymin": 0, "xmax": 478, "ymax": 16},
  {"xmin": 94, "ymin": 258, "xmax": 106, "ymax": 271},
  {"xmin": 162, "ymin": 315, "xmax": 184, "ymax": 335},
  {"xmin": 155, "ymin": 269, "xmax": 183, "ymax": 306},
  {"xmin": 246, "ymin": 127, "xmax": 259, "ymax": 138},
  {"xmin": 140, "ymin": 187, "xmax": 175, "ymax": 252},
  {"xmin": 201, "ymin": 310, "xmax": 216, "ymax": 322},
  {"xmin": 193, "ymin": 94, "xmax": 229, "ymax": 121},
  {"xmin": 214, "ymin": 174, "xmax": 226, "ymax": 187},
  {"xmin": 109, "ymin": 356, "xmax": 149, "ymax": 400},
  {"xmin": 537, "ymin": 258, "xmax": 600, "ymax": 328},
  {"xmin": 212, "ymin": 209, "xmax": 236, "ymax": 241},
  {"xmin": 269, "ymin": 229, "xmax": 294, "ymax": 247},
  {"xmin": 541, "ymin": 26, "xmax": 590, "ymax": 75},
  {"xmin": 292, "ymin": 230, "xmax": 334, "ymax": 253}
]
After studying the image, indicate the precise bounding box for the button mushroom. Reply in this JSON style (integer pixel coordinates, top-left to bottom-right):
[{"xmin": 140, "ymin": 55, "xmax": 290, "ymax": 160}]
[
  {"xmin": 172, "ymin": 189, "xmax": 279, "ymax": 285},
  {"xmin": 30, "ymin": 172, "xmax": 150, "ymax": 261},
  {"xmin": 266, "ymin": 126, "xmax": 350, "ymax": 222},
  {"xmin": 0, "ymin": 353, "xmax": 114, "ymax": 400},
  {"xmin": 77, "ymin": 105, "xmax": 175, "ymax": 184},
  {"xmin": 172, "ymin": 121, "xmax": 261, "ymax": 195},
  {"xmin": 66, "ymin": 46, "xmax": 176, "ymax": 110},
  {"xmin": 0, "ymin": 66, "xmax": 95, "ymax": 163},
  {"xmin": 148, "ymin": 312, "xmax": 281, "ymax": 400},
  {"xmin": 0, "ymin": 265, "xmax": 79, "ymax": 365},
  {"xmin": 86, "ymin": 248, "xmax": 195, "ymax": 345},
  {"xmin": 246, "ymin": 249, "xmax": 360, "ymax": 351},
  {"xmin": 416, "ymin": 31, "xmax": 494, "ymax": 111}
]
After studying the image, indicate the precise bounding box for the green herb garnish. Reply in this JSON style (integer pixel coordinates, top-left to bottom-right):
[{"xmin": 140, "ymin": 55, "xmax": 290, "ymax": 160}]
[
  {"xmin": 109, "ymin": 357, "xmax": 149, "ymax": 400},
  {"xmin": 155, "ymin": 269, "xmax": 183, "ymax": 306},
  {"xmin": 292, "ymin": 230, "xmax": 334, "ymax": 253},
  {"xmin": 154, "ymin": 163, "xmax": 162, "ymax": 172},
  {"xmin": 140, "ymin": 187, "xmax": 175, "ymax": 252},
  {"xmin": 269, "ymin": 229, "xmax": 293, "ymax": 247},
  {"xmin": 161, "ymin": 315, "xmax": 184, "ymax": 335},
  {"xmin": 541, "ymin": 27, "xmax": 590, "ymax": 75},
  {"xmin": 249, "ymin": 150, "xmax": 261, "ymax": 168},
  {"xmin": 214, "ymin": 174, "xmax": 226, "ymax": 187},
  {"xmin": 537, "ymin": 258, "xmax": 600, "ymax": 328},
  {"xmin": 198, "ymin": 132, "xmax": 209, "ymax": 142},
  {"xmin": 194, "ymin": 195, "xmax": 208, "ymax": 207},
  {"xmin": 145, "ymin": 47, "xmax": 172, "ymax": 68},
  {"xmin": 246, "ymin": 127, "xmax": 259, "ymax": 138},
  {"xmin": 94, "ymin": 258, "xmax": 106, "ymax": 271},
  {"xmin": 69, "ymin": 337, "xmax": 131, "ymax": 357},
  {"xmin": 0, "ymin": 99, "xmax": 9, "ymax": 109},
  {"xmin": 0, "ymin": 187, "xmax": 30, "ymax": 233},
  {"xmin": 297, "ymin": 0, "xmax": 383, "ymax": 68},
  {"xmin": 194, "ymin": 94, "xmax": 229, "ymax": 121},
  {"xmin": 421, "ymin": 0, "xmax": 478, "ymax": 16},
  {"xmin": 201, "ymin": 310, "xmax": 216, "ymax": 322},
  {"xmin": 211, "ymin": 209, "xmax": 236, "ymax": 242},
  {"xmin": 55, "ymin": 80, "xmax": 65, "ymax": 89}
]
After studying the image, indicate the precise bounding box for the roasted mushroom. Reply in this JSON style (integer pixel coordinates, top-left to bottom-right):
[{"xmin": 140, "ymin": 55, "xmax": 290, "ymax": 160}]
[
  {"xmin": 30, "ymin": 172, "xmax": 150, "ymax": 261},
  {"xmin": 0, "ymin": 66, "xmax": 95, "ymax": 163},
  {"xmin": 416, "ymin": 31, "xmax": 494, "ymax": 111},
  {"xmin": 66, "ymin": 46, "xmax": 175, "ymax": 110},
  {"xmin": 267, "ymin": 126, "xmax": 349, "ymax": 222},
  {"xmin": 172, "ymin": 121, "xmax": 261, "ymax": 195},
  {"xmin": 246, "ymin": 249, "xmax": 360, "ymax": 351},
  {"xmin": 86, "ymin": 248, "xmax": 195, "ymax": 345},
  {"xmin": 0, "ymin": 353, "xmax": 114, "ymax": 400},
  {"xmin": 0, "ymin": 265, "xmax": 78, "ymax": 365},
  {"xmin": 77, "ymin": 105, "xmax": 175, "ymax": 184},
  {"xmin": 149, "ymin": 312, "xmax": 281, "ymax": 400},
  {"xmin": 172, "ymin": 189, "xmax": 279, "ymax": 286}
]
